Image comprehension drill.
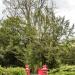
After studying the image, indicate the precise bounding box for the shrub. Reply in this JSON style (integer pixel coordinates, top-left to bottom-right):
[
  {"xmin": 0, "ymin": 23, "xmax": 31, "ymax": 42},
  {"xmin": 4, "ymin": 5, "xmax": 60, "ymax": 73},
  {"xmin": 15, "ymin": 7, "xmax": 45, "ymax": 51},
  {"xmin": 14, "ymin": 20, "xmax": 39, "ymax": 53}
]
[
  {"xmin": 0, "ymin": 66, "xmax": 26, "ymax": 75},
  {"xmin": 48, "ymin": 65, "xmax": 75, "ymax": 75}
]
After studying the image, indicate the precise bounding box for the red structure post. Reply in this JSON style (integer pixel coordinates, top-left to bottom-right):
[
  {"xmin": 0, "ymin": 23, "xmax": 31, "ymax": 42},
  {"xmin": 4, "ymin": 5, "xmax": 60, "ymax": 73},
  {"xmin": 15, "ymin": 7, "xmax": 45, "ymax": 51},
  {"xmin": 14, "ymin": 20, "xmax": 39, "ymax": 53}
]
[
  {"xmin": 38, "ymin": 65, "xmax": 48, "ymax": 75},
  {"xmin": 25, "ymin": 64, "xmax": 30, "ymax": 75},
  {"xmin": 38, "ymin": 68, "xmax": 43, "ymax": 75},
  {"xmin": 42, "ymin": 65, "xmax": 48, "ymax": 75}
]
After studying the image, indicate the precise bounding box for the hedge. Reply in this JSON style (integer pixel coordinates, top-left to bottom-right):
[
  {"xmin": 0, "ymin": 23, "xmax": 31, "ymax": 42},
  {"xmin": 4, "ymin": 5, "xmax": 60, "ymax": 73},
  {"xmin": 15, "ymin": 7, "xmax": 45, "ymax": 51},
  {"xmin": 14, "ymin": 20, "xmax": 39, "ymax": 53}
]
[{"xmin": 0, "ymin": 66, "xmax": 26, "ymax": 75}]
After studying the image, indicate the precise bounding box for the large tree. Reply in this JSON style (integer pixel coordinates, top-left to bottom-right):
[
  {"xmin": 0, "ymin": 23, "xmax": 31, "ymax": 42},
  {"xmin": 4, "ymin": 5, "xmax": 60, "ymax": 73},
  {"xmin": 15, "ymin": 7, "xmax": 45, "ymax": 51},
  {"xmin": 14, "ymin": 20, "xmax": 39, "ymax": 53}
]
[
  {"xmin": 1, "ymin": 0, "xmax": 74, "ymax": 69},
  {"xmin": 0, "ymin": 16, "xmax": 37, "ymax": 67}
]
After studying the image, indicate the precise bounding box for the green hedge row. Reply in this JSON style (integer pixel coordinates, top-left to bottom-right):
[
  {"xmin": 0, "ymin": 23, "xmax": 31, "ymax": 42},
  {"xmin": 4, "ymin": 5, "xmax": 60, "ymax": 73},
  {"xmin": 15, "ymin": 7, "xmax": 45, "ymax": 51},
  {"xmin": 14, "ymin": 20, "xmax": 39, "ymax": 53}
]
[
  {"xmin": 48, "ymin": 65, "xmax": 75, "ymax": 75},
  {"xmin": 1, "ymin": 65, "xmax": 75, "ymax": 75},
  {"xmin": 0, "ymin": 66, "xmax": 26, "ymax": 75}
]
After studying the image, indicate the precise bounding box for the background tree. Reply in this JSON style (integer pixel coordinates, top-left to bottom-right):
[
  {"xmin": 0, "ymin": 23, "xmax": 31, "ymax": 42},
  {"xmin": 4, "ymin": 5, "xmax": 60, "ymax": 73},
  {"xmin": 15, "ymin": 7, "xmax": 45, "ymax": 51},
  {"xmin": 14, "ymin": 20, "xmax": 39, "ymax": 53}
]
[
  {"xmin": 0, "ymin": 0, "xmax": 74, "ymax": 70},
  {"xmin": 0, "ymin": 16, "xmax": 37, "ymax": 67}
]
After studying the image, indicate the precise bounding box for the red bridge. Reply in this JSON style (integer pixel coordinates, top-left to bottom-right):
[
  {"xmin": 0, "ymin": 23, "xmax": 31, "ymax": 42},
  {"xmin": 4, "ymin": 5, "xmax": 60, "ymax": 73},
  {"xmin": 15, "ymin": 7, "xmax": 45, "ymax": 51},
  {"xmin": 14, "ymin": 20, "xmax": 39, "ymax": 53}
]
[{"xmin": 25, "ymin": 64, "xmax": 48, "ymax": 75}]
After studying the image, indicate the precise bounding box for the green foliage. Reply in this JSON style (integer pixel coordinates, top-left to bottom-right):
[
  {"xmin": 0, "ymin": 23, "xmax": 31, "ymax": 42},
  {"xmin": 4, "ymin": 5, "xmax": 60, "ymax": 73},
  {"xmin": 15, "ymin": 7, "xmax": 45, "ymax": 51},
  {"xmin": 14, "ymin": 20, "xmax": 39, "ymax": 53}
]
[
  {"xmin": 60, "ymin": 45, "xmax": 75, "ymax": 65},
  {"xmin": 0, "ymin": 66, "xmax": 26, "ymax": 75},
  {"xmin": 0, "ymin": 17, "xmax": 37, "ymax": 67},
  {"xmin": 49, "ymin": 65, "xmax": 75, "ymax": 75},
  {"xmin": 0, "ymin": 0, "xmax": 74, "ymax": 70}
]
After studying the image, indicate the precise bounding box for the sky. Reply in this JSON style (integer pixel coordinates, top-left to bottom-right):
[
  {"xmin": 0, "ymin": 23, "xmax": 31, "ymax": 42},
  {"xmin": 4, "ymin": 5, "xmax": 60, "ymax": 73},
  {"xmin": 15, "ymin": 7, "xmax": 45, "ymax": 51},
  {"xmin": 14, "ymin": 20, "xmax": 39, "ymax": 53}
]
[
  {"xmin": 54, "ymin": 0, "xmax": 75, "ymax": 24},
  {"xmin": 0, "ymin": 0, "xmax": 5, "ymax": 19},
  {"xmin": 0, "ymin": 0, "xmax": 75, "ymax": 24}
]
